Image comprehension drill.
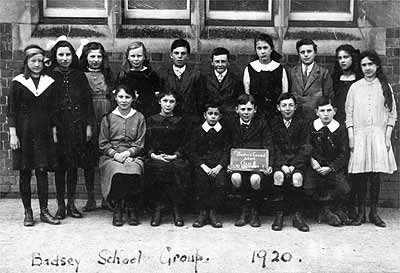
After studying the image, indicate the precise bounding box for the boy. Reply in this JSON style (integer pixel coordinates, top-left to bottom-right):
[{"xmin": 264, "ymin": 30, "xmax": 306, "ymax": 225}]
[
  {"xmin": 288, "ymin": 39, "xmax": 333, "ymax": 121},
  {"xmin": 270, "ymin": 93, "xmax": 309, "ymax": 232},
  {"xmin": 307, "ymin": 96, "xmax": 350, "ymax": 227},
  {"xmin": 228, "ymin": 94, "xmax": 273, "ymax": 227},
  {"xmin": 189, "ymin": 102, "xmax": 230, "ymax": 228},
  {"xmin": 204, "ymin": 47, "xmax": 243, "ymax": 119},
  {"xmin": 159, "ymin": 38, "xmax": 205, "ymax": 117}
]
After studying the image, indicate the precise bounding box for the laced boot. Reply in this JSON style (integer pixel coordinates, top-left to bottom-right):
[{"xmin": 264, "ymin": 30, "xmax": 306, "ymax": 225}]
[
  {"xmin": 292, "ymin": 211, "xmax": 309, "ymax": 232},
  {"xmin": 351, "ymin": 202, "xmax": 366, "ymax": 226},
  {"xmin": 234, "ymin": 202, "xmax": 250, "ymax": 227},
  {"xmin": 66, "ymin": 199, "xmax": 83, "ymax": 218},
  {"xmin": 40, "ymin": 208, "xmax": 60, "ymax": 225},
  {"xmin": 24, "ymin": 208, "xmax": 34, "ymax": 227},
  {"xmin": 320, "ymin": 206, "xmax": 342, "ymax": 227},
  {"xmin": 192, "ymin": 210, "xmax": 208, "ymax": 228},
  {"xmin": 335, "ymin": 208, "xmax": 352, "ymax": 225},
  {"xmin": 369, "ymin": 203, "xmax": 386, "ymax": 228},
  {"xmin": 271, "ymin": 211, "xmax": 284, "ymax": 231},
  {"xmin": 55, "ymin": 199, "xmax": 66, "ymax": 220},
  {"xmin": 112, "ymin": 201, "xmax": 123, "ymax": 227},
  {"xmin": 249, "ymin": 207, "xmax": 261, "ymax": 227},
  {"xmin": 209, "ymin": 209, "xmax": 222, "ymax": 228},
  {"xmin": 172, "ymin": 205, "xmax": 184, "ymax": 227},
  {"xmin": 150, "ymin": 204, "xmax": 162, "ymax": 227},
  {"xmin": 82, "ymin": 195, "xmax": 97, "ymax": 212},
  {"xmin": 127, "ymin": 207, "xmax": 140, "ymax": 226}
]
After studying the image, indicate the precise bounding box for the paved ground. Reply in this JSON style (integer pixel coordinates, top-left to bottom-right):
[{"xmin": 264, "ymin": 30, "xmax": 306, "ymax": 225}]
[{"xmin": 0, "ymin": 198, "xmax": 399, "ymax": 273}]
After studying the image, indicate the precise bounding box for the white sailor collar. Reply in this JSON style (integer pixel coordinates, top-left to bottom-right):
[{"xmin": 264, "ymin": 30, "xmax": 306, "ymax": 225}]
[
  {"xmin": 240, "ymin": 119, "xmax": 251, "ymax": 126},
  {"xmin": 112, "ymin": 107, "xmax": 136, "ymax": 119},
  {"xmin": 249, "ymin": 60, "xmax": 280, "ymax": 72},
  {"xmin": 202, "ymin": 121, "xmax": 222, "ymax": 132},
  {"xmin": 12, "ymin": 74, "xmax": 54, "ymax": 97},
  {"xmin": 313, "ymin": 118, "xmax": 340, "ymax": 133}
]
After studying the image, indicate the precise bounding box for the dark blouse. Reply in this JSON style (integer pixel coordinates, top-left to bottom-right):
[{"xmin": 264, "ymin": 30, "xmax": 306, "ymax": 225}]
[{"xmin": 333, "ymin": 79, "xmax": 357, "ymax": 124}]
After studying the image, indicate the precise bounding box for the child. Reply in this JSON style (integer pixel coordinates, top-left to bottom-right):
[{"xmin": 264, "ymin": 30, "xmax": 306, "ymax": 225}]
[
  {"xmin": 270, "ymin": 93, "xmax": 309, "ymax": 232},
  {"xmin": 48, "ymin": 40, "xmax": 95, "ymax": 220},
  {"xmin": 243, "ymin": 34, "xmax": 288, "ymax": 122},
  {"xmin": 288, "ymin": 39, "xmax": 333, "ymax": 121},
  {"xmin": 117, "ymin": 41, "xmax": 160, "ymax": 117},
  {"xmin": 8, "ymin": 45, "xmax": 60, "ymax": 226},
  {"xmin": 79, "ymin": 41, "xmax": 114, "ymax": 211},
  {"xmin": 204, "ymin": 47, "xmax": 243, "ymax": 119},
  {"xmin": 159, "ymin": 38, "xmax": 205, "ymax": 118},
  {"xmin": 345, "ymin": 50, "xmax": 397, "ymax": 227},
  {"xmin": 228, "ymin": 94, "xmax": 273, "ymax": 227},
  {"xmin": 145, "ymin": 91, "xmax": 190, "ymax": 227},
  {"xmin": 98, "ymin": 85, "xmax": 146, "ymax": 226},
  {"xmin": 189, "ymin": 102, "xmax": 230, "ymax": 228},
  {"xmin": 307, "ymin": 96, "xmax": 350, "ymax": 227}
]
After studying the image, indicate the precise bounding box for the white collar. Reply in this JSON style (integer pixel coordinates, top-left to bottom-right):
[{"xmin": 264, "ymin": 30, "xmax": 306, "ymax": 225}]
[
  {"xmin": 240, "ymin": 119, "xmax": 251, "ymax": 126},
  {"xmin": 173, "ymin": 65, "xmax": 186, "ymax": 73},
  {"xmin": 283, "ymin": 118, "xmax": 292, "ymax": 127},
  {"xmin": 313, "ymin": 118, "xmax": 340, "ymax": 133},
  {"xmin": 302, "ymin": 62, "xmax": 314, "ymax": 73},
  {"xmin": 130, "ymin": 66, "xmax": 148, "ymax": 72},
  {"xmin": 214, "ymin": 69, "xmax": 228, "ymax": 79},
  {"xmin": 249, "ymin": 60, "xmax": 280, "ymax": 72},
  {"xmin": 12, "ymin": 74, "xmax": 54, "ymax": 97},
  {"xmin": 339, "ymin": 74, "xmax": 356, "ymax": 81},
  {"xmin": 112, "ymin": 107, "xmax": 136, "ymax": 119},
  {"xmin": 202, "ymin": 121, "xmax": 222, "ymax": 132}
]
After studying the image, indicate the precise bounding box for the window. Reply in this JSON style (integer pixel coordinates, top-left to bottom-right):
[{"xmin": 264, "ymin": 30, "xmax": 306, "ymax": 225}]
[
  {"xmin": 206, "ymin": 0, "xmax": 272, "ymax": 21},
  {"xmin": 289, "ymin": 0, "xmax": 354, "ymax": 21},
  {"xmin": 124, "ymin": 0, "xmax": 190, "ymax": 19},
  {"xmin": 43, "ymin": 0, "xmax": 107, "ymax": 17}
]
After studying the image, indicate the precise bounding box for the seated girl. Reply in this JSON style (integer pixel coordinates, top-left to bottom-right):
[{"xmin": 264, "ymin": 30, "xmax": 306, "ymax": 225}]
[{"xmin": 98, "ymin": 84, "xmax": 146, "ymax": 226}]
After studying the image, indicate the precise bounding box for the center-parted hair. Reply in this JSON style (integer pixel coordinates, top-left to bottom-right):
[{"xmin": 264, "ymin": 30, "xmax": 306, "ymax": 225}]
[
  {"xmin": 22, "ymin": 45, "xmax": 45, "ymax": 79},
  {"xmin": 118, "ymin": 41, "xmax": 149, "ymax": 80},
  {"xmin": 49, "ymin": 40, "xmax": 79, "ymax": 69},
  {"xmin": 332, "ymin": 44, "xmax": 362, "ymax": 86},
  {"xmin": 254, "ymin": 33, "xmax": 282, "ymax": 61}
]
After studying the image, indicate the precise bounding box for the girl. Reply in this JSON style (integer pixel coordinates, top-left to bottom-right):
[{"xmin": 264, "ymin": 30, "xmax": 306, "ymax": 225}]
[
  {"xmin": 243, "ymin": 33, "xmax": 288, "ymax": 121},
  {"xmin": 332, "ymin": 44, "xmax": 361, "ymax": 124},
  {"xmin": 48, "ymin": 40, "xmax": 96, "ymax": 219},
  {"xmin": 8, "ymin": 45, "xmax": 59, "ymax": 226},
  {"xmin": 117, "ymin": 42, "xmax": 160, "ymax": 117},
  {"xmin": 79, "ymin": 42, "xmax": 114, "ymax": 211},
  {"xmin": 99, "ymin": 85, "xmax": 146, "ymax": 227},
  {"xmin": 145, "ymin": 91, "xmax": 189, "ymax": 227},
  {"xmin": 345, "ymin": 50, "xmax": 397, "ymax": 227}
]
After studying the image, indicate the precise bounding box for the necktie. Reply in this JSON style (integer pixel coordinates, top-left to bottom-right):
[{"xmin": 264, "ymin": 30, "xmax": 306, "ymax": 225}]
[
  {"xmin": 303, "ymin": 65, "xmax": 309, "ymax": 86},
  {"xmin": 174, "ymin": 68, "xmax": 183, "ymax": 79},
  {"xmin": 217, "ymin": 73, "xmax": 224, "ymax": 83}
]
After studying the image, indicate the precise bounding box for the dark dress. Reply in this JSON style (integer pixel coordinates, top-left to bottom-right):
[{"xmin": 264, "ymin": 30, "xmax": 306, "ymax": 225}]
[
  {"xmin": 118, "ymin": 67, "xmax": 160, "ymax": 117},
  {"xmin": 333, "ymin": 79, "xmax": 357, "ymax": 124},
  {"xmin": 49, "ymin": 67, "xmax": 96, "ymax": 169},
  {"xmin": 8, "ymin": 74, "xmax": 58, "ymax": 170},
  {"xmin": 145, "ymin": 114, "xmax": 190, "ymax": 205}
]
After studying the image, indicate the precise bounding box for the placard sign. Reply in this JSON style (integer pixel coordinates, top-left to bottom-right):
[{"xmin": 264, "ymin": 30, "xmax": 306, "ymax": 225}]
[{"xmin": 230, "ymin": 149, "xmax": 269, "ymax": 171}]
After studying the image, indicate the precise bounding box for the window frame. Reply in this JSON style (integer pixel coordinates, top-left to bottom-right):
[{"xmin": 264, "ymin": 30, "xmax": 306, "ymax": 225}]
[
  {"xmin": 42, "ymin": 0, "xmax": 108, "ymax": 18},
  {"xmin": 206, "ymin": 0, "xmax": 272, "ymax": 21},
  {"xmin": 124, "ymin": 0, "xmax": 191, "ymax": 20},
  {"xmin": 288, "ymin": 0, "xmax": 354, "ymax": 21}
]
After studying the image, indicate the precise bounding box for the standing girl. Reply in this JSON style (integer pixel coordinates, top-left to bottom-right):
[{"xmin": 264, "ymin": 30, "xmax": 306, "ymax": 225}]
[
  {"xmin": 49, "ymin": 40, "xmax": 95, "ymax": 219},
  {"xmin": 145, "ymin": 91, "xmax": 189, "ymax": 227},
  {"xmin": 8, "ymin": 45, "xmax": 60, "ymax": 226},
  {"xmin": 243, "ymin": 33, "xmax": 288, "ymax": 122},
  {"xmin": 79, "ymin": 42, "xmax": 114, "ymax": 211},
  {"xmin": 117, "ymin": 42, "xmax": 160, "ymax": 117},
  {"xmin": 99, "ymin": 85, "xmax": 146, "ymax": 226},
  {"xmin": 345, "ymin": 50, "xmax": 397, "ymax": 227}
]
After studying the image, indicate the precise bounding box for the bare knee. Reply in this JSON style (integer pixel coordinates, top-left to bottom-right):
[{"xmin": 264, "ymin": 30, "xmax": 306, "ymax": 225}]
[
  {"xmin": 231, "ymin": 173, "xmax": 242, "ymax": 188},
  {"xmin": 250, "ymin": 174, "xmax": 261, "ymax": 190},
  {"xmin": 273, "ymin": 171, "xmax": 284, "ymax": 186},
  {"xmin": 292, "ymin": 173, "xmax": 303, "ymax": 187}
]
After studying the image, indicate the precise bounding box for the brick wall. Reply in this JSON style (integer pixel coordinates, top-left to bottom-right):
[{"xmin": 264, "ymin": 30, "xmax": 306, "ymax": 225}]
[{"xmin": 1, "ymin": 25, "xmax": 399, "ymax": 207}]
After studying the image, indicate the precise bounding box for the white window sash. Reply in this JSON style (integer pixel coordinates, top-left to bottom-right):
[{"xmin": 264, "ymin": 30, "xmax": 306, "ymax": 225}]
[
  {"xmin": 43, "ymin": 0, "xmax": 108, "ymax": 17},
  {"xmin": 124, "ymin": 0, "xmax": 190, "ymax": 19},
  {"xmin": 206, "ymin": 0, "xmax": 272, "ymax": 21},
  {"xmin": 289, "ymin": 0, "xmax": 354, "ymax": 21}
]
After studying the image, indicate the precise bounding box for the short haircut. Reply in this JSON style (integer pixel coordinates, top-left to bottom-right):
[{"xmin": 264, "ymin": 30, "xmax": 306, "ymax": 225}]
[
  {"xmin": 236, "ymin": 94, "xmax": 256, "ymax": 106},
  {"xmin": 211, "ymin": 47, "xmax": 230, "ymax": 60},
  {"xmin": 296, "ymin": 38, "xmax": 317, "ymax": 53},
  {"xmin": 277, "ymin": 93, "xmax": 297, "ymax": 105},
  {"xmin": 315, "ymin": 96, "xmax": 336, "ymax": 109},
  {"xmin": 171, "ymin": 38, "xmax": 190, "ymax": 54},
  {"xmin": 203, "ymin": 100, "xmax": 223, "ymax": 113}
]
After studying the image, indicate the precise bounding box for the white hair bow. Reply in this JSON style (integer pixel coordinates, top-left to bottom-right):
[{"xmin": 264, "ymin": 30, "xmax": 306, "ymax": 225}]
[{"xmin": 76, "ymin": 39, "xmax": 90, "ymax": 58}]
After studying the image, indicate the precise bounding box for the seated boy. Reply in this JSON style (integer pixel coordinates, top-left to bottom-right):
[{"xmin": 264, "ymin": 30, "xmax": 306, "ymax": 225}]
[
  {"xmin": 307, "ymin": 96, "xmax": 350, "ymax": 227},
  {"xmin": 189, "ymin": 101, "xmax": 230, "ymax": 228},
  {"xmin": 228, "ymin": 94, "xmax": 273, "ymax": 227},
  {"xmin": 270, "ymin": 93, "xmax": 309, "ymax": 232}
]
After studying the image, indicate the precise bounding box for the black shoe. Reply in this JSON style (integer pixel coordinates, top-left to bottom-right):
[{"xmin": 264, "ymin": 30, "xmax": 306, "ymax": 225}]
[
  {"xmin": 55, "ymin": 201, "xmax": 66, "ymax": 220},
  {"xmin": 320, "ymin": 209, "xmax": 342, "ymax": 227},
  {"xmin": 292, "ymin": 212, "xmax": 309, "ymax": 232},
  {"xmin": 209, "ymin": 209, "xmax": 222, "ymax": 228},
  {"xmin": 351, "ymin": 204, "xmax": 366, "ymax": 226},
  {"xmin": 66, "ymin": 202, "xmax": 83, "ymax": 218},
  {"xmin": 369, "ymin": 206, "xmax": 386, "ymax": 227},
  {"xmin": 112, "ymin": 206, "xmax": 123, "ymax": 227},
  {"xmin": 192, "ymin": 210, "xmax": 208, "ymax": 228},
  {"xmin": 335, "ymin": 209, "xmax": 352, "ymax": 225},
  {"xmin": 235, "ymin": 205, "xmax": 250, "ymax": 227},
  {"xmin": 40, "ymin": 208, "xmax": 60, "ymax": 225},
  {"xmin": 82, "ymin": 198, "xmax": 97, "ymax": 212},
  {"xmin": 271, "ymin": 211, "xmax": 284, "ymax": 231},
  {"xmin": 150, "ymin": 206, "xmax": 162, "ymax": 227},
  {"xmin": 173, "ymin": 206, "xmax": 184, "ymax": 227},
  {"xmin": 24, "ymin": 208, "xmax": 34, "ymax": 227},
  {"xmin": 249, "ymin": 207, "xmax": 261, "ymax": 228},
  {"xmin": 127, "ymin": 208, "xmax": 140, "ymax": 226}
]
